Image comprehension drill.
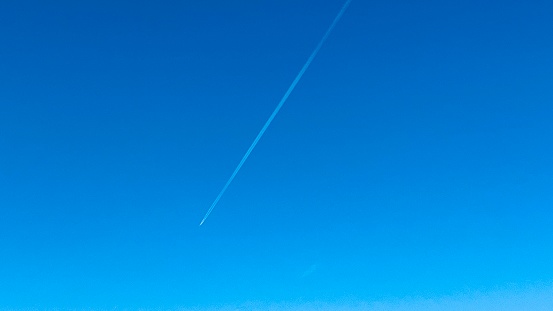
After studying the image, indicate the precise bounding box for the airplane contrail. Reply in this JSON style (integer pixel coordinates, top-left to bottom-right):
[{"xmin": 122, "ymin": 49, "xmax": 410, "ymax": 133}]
[{"xmin": 200, "ymin": 0, "xmax": 353, "ymax": 226}]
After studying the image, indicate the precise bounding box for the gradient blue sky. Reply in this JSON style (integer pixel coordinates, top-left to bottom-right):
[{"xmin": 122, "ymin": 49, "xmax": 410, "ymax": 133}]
[{"xmin": 1, "ymin": 0, "xmax": 552, "ymax": 309}]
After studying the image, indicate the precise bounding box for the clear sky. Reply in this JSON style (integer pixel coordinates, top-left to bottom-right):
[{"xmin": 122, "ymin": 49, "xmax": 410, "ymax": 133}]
[{"xmin": 1, "ymin": 0, "xmax": 552, "ymax": 310}]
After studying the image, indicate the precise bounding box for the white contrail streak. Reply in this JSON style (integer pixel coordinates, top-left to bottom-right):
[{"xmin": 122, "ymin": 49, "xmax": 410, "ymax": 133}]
[{"xmin": 200, "ymin": 0, "xmax": 352, "ymax": 226}]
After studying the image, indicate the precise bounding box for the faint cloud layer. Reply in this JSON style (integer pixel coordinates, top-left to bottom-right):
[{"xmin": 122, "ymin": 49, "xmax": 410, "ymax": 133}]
[
  {"xmin": 3, "ymin": 284, "xmax": 552, "ymax": 311},
  {"xmin": 183, "ymin": 284, "xmax": 553, "ymax": 311}
]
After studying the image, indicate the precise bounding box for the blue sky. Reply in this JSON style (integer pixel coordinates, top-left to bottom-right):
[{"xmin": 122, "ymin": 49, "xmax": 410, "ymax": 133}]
[{"xmin": 1, "ymin": 0, "xmax": 552, "ymax": 309}]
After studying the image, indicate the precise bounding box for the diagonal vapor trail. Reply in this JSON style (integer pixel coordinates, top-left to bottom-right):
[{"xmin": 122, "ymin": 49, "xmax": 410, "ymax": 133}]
[{"xmin": 200, "ymin": 0, "xmax": 353, "ymax": 226}]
